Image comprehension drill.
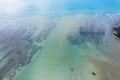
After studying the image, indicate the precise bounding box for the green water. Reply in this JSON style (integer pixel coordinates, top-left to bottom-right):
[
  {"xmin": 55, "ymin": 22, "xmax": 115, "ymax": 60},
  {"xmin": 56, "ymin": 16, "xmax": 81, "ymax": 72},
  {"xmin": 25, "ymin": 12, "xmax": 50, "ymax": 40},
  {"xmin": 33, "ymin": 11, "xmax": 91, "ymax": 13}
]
[{"xmin": 13, "ymin": 17, "xmax": 107, "ymax": 80}]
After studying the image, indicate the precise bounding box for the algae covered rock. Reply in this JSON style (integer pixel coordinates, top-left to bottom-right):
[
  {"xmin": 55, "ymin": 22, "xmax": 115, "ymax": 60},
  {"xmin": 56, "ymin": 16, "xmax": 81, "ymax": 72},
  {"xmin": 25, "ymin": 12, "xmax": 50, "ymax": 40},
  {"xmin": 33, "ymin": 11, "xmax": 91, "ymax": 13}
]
[{"xmin": 113, "ymin": 26, "xmax": 120, "ymax": 38}]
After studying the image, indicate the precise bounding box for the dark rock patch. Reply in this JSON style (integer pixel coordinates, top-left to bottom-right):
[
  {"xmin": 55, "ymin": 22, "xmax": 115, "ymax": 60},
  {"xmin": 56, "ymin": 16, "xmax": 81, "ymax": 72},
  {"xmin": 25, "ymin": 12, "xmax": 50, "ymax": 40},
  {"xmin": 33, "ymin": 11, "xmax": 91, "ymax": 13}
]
[{"xmin": 91, "ymin": 72, "xmax": 96, "ymax": 76}]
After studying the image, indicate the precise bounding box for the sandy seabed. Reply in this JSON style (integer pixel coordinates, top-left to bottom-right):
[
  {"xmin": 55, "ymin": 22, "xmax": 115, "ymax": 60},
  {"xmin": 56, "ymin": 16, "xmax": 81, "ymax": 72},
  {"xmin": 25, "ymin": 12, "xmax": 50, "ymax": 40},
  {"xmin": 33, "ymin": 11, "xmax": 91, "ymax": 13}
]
[{"xmin": 1, "ymin": 13, "xmax": 120, "ymax": 80}]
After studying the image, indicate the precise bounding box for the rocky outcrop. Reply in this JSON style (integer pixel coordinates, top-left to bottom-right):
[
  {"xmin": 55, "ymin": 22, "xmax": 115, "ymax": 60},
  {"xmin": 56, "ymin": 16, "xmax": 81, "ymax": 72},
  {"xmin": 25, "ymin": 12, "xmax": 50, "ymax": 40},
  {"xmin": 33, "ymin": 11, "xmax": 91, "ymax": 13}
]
[{"xmin": 113, "ymin": 26, "xmax": 120, "ymax": 39}]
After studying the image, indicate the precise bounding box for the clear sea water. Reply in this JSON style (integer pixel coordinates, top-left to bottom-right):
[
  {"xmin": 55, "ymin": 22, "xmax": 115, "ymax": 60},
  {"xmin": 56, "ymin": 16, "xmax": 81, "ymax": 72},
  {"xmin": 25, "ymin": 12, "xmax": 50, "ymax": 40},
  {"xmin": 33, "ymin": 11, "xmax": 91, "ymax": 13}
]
[{"xmin": 1, "ymin": 0, "xmax": 120, "ymax": 80}]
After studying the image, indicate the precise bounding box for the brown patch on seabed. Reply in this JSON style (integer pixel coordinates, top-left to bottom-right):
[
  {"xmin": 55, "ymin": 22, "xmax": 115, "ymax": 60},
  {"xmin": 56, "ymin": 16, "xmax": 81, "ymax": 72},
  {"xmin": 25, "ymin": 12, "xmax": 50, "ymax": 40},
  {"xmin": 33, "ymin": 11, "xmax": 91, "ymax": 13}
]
[{"xmin": 84, "ymin": 50, "xmax": 120, "ymax": 80}]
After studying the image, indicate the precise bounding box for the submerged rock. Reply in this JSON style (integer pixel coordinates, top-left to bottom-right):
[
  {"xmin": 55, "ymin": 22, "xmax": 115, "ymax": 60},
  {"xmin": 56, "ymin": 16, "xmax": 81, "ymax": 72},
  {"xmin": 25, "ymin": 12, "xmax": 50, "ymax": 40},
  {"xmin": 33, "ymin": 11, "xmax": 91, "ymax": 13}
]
[{"xmin": 0, "ymin": 19, "xmax": 55, "ymax": 80}]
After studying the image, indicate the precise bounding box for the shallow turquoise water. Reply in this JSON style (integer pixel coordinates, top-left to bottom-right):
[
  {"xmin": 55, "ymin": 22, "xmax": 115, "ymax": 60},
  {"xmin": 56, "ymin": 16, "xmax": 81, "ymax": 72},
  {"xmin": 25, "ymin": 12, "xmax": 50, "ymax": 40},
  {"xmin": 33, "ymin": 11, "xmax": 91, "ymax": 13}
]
[
  {"xmin": 1, "ymin": 0, "xmax": 120, "ymax": 80},
  {"xmin": 11, "ymin": 13, "xmax": 120, "ymax": 80}
]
